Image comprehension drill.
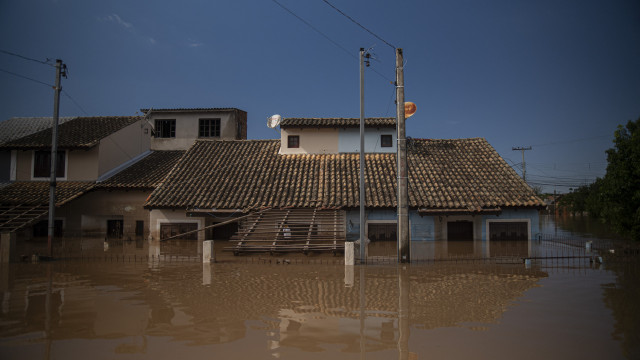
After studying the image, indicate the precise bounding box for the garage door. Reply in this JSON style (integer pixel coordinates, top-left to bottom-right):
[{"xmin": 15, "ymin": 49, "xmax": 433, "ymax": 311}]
[
  {"xmin": 160, "ymin": 223, "xmax": 198, "ymax": 240},
  {"xmin": 489, "ymin": 222, "xmax": 528, "ymax": 241}
]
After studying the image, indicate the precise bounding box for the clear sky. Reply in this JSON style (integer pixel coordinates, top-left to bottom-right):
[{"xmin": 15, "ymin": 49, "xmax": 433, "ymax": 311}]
[{"xmin": 1, "ymin": 0, "xmax": 639, "ymax": 194}]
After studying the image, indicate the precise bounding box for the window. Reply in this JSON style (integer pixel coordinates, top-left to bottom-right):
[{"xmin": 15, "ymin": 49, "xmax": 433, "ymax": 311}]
[
  {"xmin": 135, "ymin": 221, "xmax": 145, "ymax": 236},
  {"xmin": 381, "ymin": 134, "xmax": 393, "ymax": 147},
  {"xmin": 155, "ymin": 119, "xmax": 176, "ymax": 138},
  {"xmin": 199, "ymin": 118, "xmax": 221, "ymax": 138},
  {"xmin": 33, "ymin": 150, "xmax": 65, "ymax": 178},
  {"xmin": 288, "ymin": 135, "xmax": 299, "ymax": 148}
]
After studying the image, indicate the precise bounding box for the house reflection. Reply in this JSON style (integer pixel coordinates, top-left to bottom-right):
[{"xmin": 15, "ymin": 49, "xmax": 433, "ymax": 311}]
[{"xmin": 0, "ymin": 262, "xmax": 546, "ymax": 357}]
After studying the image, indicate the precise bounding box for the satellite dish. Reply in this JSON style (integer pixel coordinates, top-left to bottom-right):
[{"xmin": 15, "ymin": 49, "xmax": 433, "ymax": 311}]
[
  {"xmin": 404, "ymin": 102, "xmax": 417, "ymax": 118},
  {"xmin": 267, "ymin": 114, "xmax": 281, "ymax": 128}
]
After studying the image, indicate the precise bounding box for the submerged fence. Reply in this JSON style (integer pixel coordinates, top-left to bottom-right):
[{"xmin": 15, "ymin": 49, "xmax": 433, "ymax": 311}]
[{"xmin": 9, "ymin": 233, "xmax": 639, "ymax": 266}]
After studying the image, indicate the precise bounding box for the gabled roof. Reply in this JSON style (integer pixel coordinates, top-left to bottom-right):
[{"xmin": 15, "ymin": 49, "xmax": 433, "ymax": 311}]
[
  {"xmin": 0, "ymin": 116, "xmax": 142, "ymax": 150},
  {"xmin": 145, "ymin": 138, "xmax": 544, "ymax": 211},
  {"xmin": 279, "ymin": 117, "xmax": 396, "ymax": 128},
  {"xmin": 96, "ymin": 150, "xmax": 185, "ymax": 190},
  {"xmin": 0, "ymin": 117, "xmax": 75, "ymax": 145}
]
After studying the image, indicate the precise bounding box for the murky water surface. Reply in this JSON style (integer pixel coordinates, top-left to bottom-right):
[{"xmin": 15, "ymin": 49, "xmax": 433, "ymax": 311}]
[{"xmin": 1, "ymin": 216, "xmax": 638, "ymax": 360}]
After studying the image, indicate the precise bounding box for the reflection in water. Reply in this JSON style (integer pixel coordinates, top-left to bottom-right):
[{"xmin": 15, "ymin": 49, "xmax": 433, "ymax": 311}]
[
  {"xmin": 0, "ymin": 260, "xmax": 552, "ymax": 359},
  {"xmin": 1, "ymin": 213, "xmax": 637, "ymax": 359}
]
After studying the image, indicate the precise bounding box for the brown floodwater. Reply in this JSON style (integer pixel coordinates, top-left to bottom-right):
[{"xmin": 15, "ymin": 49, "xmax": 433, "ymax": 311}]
[{"xmin": 0, "ymin": 215, "xmax": 638, "ymax": 359}]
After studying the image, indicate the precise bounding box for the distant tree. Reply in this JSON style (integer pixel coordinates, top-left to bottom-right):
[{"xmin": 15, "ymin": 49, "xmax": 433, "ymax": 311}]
[{"xmin": 599, "ymin": 117, "xmax": 640, "ymax": 240}]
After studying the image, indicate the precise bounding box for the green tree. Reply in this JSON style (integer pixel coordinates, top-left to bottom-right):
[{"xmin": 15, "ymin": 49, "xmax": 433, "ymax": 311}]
[{"xmin": 600, "ymin": 117, "xmax": 640, "ymax": 240}]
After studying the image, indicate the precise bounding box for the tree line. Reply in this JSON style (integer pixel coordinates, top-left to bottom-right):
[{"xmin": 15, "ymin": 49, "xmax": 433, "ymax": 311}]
[{"xmin": 559, "ymin": 117, "xmax": 640, "ymax": 241}]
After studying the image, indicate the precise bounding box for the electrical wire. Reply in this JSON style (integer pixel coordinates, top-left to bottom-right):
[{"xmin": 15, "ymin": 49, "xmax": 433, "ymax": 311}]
[
  {"xmin": 271, "ymin": 0, "xmax": 394, "ymax": 84},
  {"xmin": 321, "ymin": 0, "xmax": 396, "ymax": 50},
  {"xmin": 62, "ymin": 90, "xmax": 89, "ymax": 116},
  {"xmin": 0, "ymin": 49, "xmax": 55, "ymax": 67},
  {"xmin": 0, "ymin": 68, "xmax": 53, "ymax": 88}
]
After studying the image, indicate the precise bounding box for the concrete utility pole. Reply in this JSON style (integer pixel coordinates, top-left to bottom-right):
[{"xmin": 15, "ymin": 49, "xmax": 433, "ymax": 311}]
[
  {"xmin": 48, "ymin": 59, "xmax": 65, "ymax": 257},
  {"xmin": 512, "ymin": 146, "xmax": 532, "ymax": 182},
  {"xmin": 359, "ymin": 48, "xmax": 366, "ymax": 264},
  {"xmin": 396, "ymin": 48, "xmax": 410, "ymax": 263}
]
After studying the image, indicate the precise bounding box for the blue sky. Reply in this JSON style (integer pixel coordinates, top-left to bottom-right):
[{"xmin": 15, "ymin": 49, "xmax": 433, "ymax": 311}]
[{"xmin": 1, "ymin": 0, "xmax": 639, "ymax": 193}]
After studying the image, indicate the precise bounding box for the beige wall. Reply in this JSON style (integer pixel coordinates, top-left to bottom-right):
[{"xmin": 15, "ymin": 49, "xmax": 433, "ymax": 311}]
[
  {"xmin": 67, "ymin": 147, "xmax": 99, "ymax": 180},
  {"xmin": 149, "ymin": 209, "xmax": 205, "ymax": 241},
  {"xmin": 98, "ymin": 120, "xmax": 151, "ymax": 177},
  {"xmin": 279, "ymin": 128, "xmax": 339, "ymax": 155},
  {"xmin": 150, "ymin": 111, "xmax": 240, "ymax": 151}
]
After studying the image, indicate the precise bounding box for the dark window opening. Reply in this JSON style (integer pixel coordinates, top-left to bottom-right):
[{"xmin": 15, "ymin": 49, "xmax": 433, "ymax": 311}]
[
  {"xmin": 155, "ymin": 119, "xmax": 176, "ymax": 138},
  {"xmin": 34, "ymin": 151, "xmax": 65, "ymax": 178},
  {"xmin": 199, "ymin": 118, "xmax": 221, "ymax": 138},
  {"xmin": 447, "ymin": 221, "xmax": 473, "ymax": 241},
  {"xmin": 135, "ymin": 220, "xmax": 144, "ymax": 236},
  {"xmin": 288, "ymin": 135, "xmax": 300, "ymax": 148},
  {"xmin": 160, "ymin": 223, "xmax": 198, "ymax": 240},
  {"xmin": 381, "ymin": 134, "xmax": 393, "ymax": 147},
  {"xmin": 33, "ymin": 220, "xmax": 63, "ymax": 237},
  {"xmin": 107, "ymin": 220, "xmax": 123, "ymax": 238}
]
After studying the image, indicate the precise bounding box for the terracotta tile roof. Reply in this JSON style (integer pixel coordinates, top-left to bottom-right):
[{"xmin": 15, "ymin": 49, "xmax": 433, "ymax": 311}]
[
  {"xmin": 0, "ymin": 181, "xmax": 94, "ymax": 206},
  {"xmin": 145, "ymin": 138, "xmax": 544, "ymax": 211},
  {"xmin": 97, "ymin": 151, "xmax": 185, "ymax": 190},
  {"xmin": 0, "ymin": 116, "xmax": 142, "ymax": 150},
  {"xmin": 279, "ymin": 117, "xmax": 395, "ymax": 128},
  {"xmin": 0, "ymin": 117, "xmax": 75, "ymax": 145},
  {"xmin": 140, "ymin": 107, "xmax": 245, "ymax": 113}
]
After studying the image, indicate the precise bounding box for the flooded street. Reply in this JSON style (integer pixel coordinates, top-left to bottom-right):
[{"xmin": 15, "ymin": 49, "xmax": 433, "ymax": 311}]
[{"xmin": 1, "ymin": 215, "xmax": 639, "ymax": 359}]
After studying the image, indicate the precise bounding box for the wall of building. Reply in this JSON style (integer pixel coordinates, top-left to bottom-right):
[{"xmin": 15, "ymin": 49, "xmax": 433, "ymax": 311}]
[
  {"xmin": 67, "ymin": 147, "xmax": 99, "ymax": 180},
  {"xmin": 58, "ymin": 190, "xmax": 151, "ymax": 238},
  {"xmin": 338, "ymin": 128, "xmax": 396, "ymax": 153},
  {"xmin": 150, "ymin": 111, "xmax": 238, "ymax": 151},
  {"xmin": 279, "ymin": 128, "xmax": 339, "ymax": 155},
  {"xmin": 98, "ymin": 120, "xmax": 151, "ymax": 177},
  {"xmin": 149, "ymin": 209, "xmax": 205, "ymax": 241}
]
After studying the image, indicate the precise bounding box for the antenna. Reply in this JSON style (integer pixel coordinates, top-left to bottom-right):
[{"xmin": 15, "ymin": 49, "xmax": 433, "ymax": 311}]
[{"xmin": 267, "ymin": 114, "xmax": 281, "ymax": 128}]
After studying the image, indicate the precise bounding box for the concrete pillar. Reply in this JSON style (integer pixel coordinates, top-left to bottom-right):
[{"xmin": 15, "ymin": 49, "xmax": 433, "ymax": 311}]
[
  {"xmin": 344, "ymin": 263, "xmax": 354, "ymax": 287},
  {"xmin": 203, "ymin": 240, "xmax": 214, "ymax": 263},
  {"xmin": 1, "ymin": 233, "xmax": 16, "ymax": 263},
  {"xmin": 203, "ymin": 263, "xmax": 212, "ymax": 285},
  {"xmin": 344, "ymin": 241, "xmax": 355, "ymax": 266}
]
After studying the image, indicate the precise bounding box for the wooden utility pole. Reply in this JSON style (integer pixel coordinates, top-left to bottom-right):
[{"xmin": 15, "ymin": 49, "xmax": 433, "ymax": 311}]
[
  {"xmin": 47, "ymin": 59, "xmax": 65, "ymax": 257},
  {"xmin": 396, "ymin": 48, "xmax": 410, "ymax": 263}
]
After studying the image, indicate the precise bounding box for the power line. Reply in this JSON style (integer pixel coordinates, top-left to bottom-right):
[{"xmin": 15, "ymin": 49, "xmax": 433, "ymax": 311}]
[
  {"xmin": 271, "ymin": 0, "xmax": 394, "ymax": 84},
  {"xmin": 62, "ymin": 90, "xmax": 89, "ymax": 116},
  {"xmin": 321, "ymin": 0, "xmax": 396, "ymax": 50},
  {"xmin": 0, "ymin": 68, "xmax": 53, "ymax": 88},
  {"xmin": 0, "ymin": 49, "xmax": 55, "ymax": 67}
]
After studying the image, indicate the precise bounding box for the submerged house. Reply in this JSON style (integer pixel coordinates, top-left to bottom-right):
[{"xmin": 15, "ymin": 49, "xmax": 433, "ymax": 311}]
[
  {"xmin": 0, "ymin": 116, "xmax": 152, "ymax": 238},
  {"xmin": 145, "ymin": 118, "xmax": 544, "ymax": 258},
  {"xmin": 0, "ymin": 108, "xmax": 248, "ymax": 240}
]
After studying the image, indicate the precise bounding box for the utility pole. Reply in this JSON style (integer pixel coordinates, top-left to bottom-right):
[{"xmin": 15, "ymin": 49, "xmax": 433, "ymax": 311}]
[
  {"xmin": 512, "ymin": 146, "xmax": 532, "ymax": 182},
  {"xmin": 48, "ymin": 59, "xmax": 66, "ymax": 257},
  {"xmin": 359, "ymin": 48, "xmax": 367, "ymax": 264},
  {"xmin": 396, "ymin": 48, "xmax": 410, "ymax": 263}
]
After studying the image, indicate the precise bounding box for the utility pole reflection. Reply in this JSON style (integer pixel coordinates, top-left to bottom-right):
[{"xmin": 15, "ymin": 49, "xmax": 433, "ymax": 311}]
[{"xmin": 398, "ymin": 265, "xmax": 411, "ymax": 360}]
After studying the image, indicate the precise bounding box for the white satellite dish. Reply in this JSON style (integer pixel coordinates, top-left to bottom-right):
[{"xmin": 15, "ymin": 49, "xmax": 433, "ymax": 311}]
[{"xmin": 267, "ymin": 114, "xmax": 282, "ymax": 128}]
